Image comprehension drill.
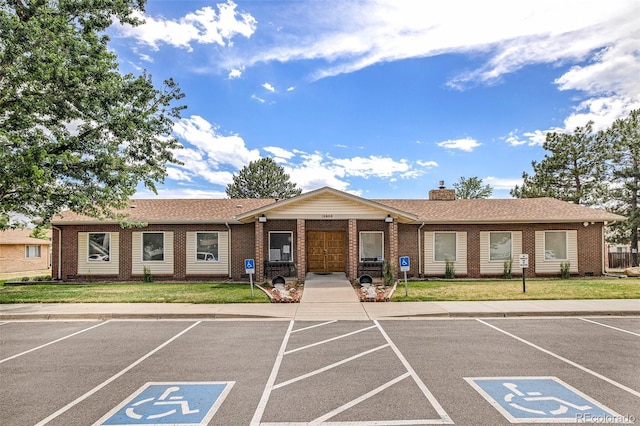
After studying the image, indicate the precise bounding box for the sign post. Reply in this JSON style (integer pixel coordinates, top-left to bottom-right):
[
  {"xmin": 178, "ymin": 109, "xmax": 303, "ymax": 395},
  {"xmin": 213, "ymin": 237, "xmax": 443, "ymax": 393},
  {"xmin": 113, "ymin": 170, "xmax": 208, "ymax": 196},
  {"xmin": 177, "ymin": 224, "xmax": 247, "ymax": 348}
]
[
  {"xmin": 399, "ymin": 256, "xmax": 410, "ymax": 296},
  {"xmin": 245, "ymin": 259, "xmax": 255, "ymax": 297},
  {"xmin": 518, "ymin": 254, "xmax": 529, "ymax": 293}
]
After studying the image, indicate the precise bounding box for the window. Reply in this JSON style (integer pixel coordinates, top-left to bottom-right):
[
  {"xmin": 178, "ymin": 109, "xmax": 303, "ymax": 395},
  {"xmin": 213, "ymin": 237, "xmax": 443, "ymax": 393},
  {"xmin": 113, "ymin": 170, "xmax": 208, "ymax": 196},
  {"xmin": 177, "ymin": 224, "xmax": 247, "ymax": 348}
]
[
  {"xmin": 142, "ymin": 233, "xmax": 164, "ymax": 261},
  {"xmin": 25, "ymin": 245, "xmax": 41, "ymax": 258},
  {"xmin": 196, "ymin": 232, "xmax": 218, "ymax": 262},
  {"xmin": 359, "ymin": 231, "xmax": 383, "ymax": 261},
  {"xmin": 489, "ymin": 232, "xmax": 512, "ymax": 261},
  {"xmin": 88, "ymin": 232, "xmax": 110, "ymax": 261},
  {"xmin": 434, "ymin": 232, "xmax": 456, "ymax": 262},
  {"xmin": 269, "ymin": 232, "xmax": 293, "ymax": 262},
  {"xmin": 545, "ymin": 231, "xmax": 567, "ymax": 260}
]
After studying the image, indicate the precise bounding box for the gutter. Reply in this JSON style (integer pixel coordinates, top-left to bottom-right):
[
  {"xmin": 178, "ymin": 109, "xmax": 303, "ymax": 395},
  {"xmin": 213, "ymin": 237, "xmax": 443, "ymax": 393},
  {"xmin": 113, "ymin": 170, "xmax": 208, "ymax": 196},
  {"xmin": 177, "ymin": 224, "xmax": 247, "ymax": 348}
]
[
  {"xmin": 226, "ymin": 222, "xmax": 232, "ymax": 278},
  {"xmin": 417, "ymin": 222, "xmax": 425, "ymax": 278},
  {"xmin": 52, "ymin": 226, "xmax": 62, "ymax": 280}
]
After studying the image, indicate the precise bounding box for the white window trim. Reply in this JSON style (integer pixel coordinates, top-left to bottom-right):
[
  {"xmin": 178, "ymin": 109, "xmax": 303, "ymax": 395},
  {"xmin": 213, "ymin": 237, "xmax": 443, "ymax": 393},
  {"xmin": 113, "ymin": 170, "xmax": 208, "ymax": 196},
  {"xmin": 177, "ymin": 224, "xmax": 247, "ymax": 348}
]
[
  {"xmin": 434, "ymin": 232, "xmax": 457, "ymax": 262},
  {"xmin": 489, "ymin": 231, "xmax": 513, "ymax": 262},
  {"xmin": 141, "ymin": 231, "xmax": 165, "ymax": 263},
  {"xmin": 359, "ymin": 231, "xmax": 384, "ymax": 262},
  {"xmin": 195, "ymin": 231, "xmax": 220, "ymax": 262},
  {"xmin": 544, "ymin": 230, "xmax": 569, "ymax": 261},
  {"xmin": 268, "ymin": 231, "xmax": 294, "ymax": 262},
  {"xmin": 87, "ymin": 232, "xmax": 111, "ymax": 262}
]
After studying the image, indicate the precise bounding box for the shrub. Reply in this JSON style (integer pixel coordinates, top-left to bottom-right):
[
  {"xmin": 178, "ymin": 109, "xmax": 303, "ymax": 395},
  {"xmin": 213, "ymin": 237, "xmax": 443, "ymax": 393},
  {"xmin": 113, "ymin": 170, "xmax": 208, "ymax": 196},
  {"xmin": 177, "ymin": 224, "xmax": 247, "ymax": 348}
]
[
  {"xmin": 444, "ymin": 258, "xmax": 455, "ymax": 279},
  {"xmin": 560, "ymin": 261, "xmax": 571, "ymax": 279},
  {"xmin": 382, "ymin": 260, "xmax": 395, "ymax": 286},
  {"xmin": 143, "ymin": 266, "xmax": 154, "ymax": 283},
  {"xmin": 503, "ymin": 259, "xmax": 513, "ymax": 279}
]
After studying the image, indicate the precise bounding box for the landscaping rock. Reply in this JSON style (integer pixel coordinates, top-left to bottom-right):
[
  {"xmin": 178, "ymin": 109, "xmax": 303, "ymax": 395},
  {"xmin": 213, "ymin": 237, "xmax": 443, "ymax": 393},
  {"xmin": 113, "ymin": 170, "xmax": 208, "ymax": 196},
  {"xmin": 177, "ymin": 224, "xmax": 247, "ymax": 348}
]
[{"xmin": 624, "ymin": 267, "xmax": 640, "ymax": 277}]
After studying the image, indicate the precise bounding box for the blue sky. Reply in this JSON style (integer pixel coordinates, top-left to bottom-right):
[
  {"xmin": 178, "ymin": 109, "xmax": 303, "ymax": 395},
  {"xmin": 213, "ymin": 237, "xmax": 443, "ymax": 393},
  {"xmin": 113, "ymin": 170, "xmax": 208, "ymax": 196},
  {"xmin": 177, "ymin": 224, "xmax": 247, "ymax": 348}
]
[{"xmin": 108, "ymin": 0, "xmax": 640, "ymax": 199}]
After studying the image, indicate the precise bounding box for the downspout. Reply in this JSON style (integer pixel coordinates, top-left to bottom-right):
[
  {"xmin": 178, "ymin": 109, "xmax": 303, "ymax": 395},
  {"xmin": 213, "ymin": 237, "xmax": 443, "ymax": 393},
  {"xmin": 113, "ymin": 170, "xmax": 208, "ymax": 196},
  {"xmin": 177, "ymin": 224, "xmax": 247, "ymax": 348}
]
[
  {"xmin": 417, "ymin": 222, "xmax": 425, "ymax": 278},
  {"xmin": 226, "ymin": 222, "xmax": 232, "ymax": 278},
  {"xmin": 52, "ymin": 226, "xmax": 62, "ymax": 280}
]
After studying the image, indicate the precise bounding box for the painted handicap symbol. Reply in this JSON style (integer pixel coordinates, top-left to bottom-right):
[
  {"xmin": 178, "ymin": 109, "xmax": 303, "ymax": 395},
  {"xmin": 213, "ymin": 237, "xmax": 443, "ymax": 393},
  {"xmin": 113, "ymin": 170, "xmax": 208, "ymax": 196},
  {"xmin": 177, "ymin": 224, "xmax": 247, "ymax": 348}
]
[
  {"xmin": 99, "ymin": 382, "xmax": 234, "ymax": 425},
  {"xmin": 503, "ymin": 382, "xmax": 591, "ymax": 416},
  {"xmin": 466, "ymin": 377, "xmax": 625, "ymax": 423},
  {"xmin": 126, "ymin": 386, "xmax": 199, "ymax": 420}
]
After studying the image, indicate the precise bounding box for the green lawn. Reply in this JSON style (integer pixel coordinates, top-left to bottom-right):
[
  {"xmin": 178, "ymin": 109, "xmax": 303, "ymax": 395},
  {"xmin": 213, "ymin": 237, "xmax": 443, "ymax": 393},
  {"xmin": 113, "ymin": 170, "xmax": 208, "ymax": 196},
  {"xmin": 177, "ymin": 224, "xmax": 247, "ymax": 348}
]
[
  {"xmin": 392, "ymin": 278, "xmax": 640, "ymax": 301},
  {"xmin": 0, "ymin": 277, "xmax": 638, "ymax": 304},
  {"xmin": 0, "ymin": 282, "xmax": 270, "ymax": 304}
]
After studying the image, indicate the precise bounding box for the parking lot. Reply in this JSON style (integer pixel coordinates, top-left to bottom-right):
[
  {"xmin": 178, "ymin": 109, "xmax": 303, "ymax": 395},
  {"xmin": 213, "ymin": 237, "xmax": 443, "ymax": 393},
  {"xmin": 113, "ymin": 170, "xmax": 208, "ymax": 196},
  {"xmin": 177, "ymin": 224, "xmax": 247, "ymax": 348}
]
[{"xmin": 1, "ymin": 317, "xmax": 638, "ymax": 425}]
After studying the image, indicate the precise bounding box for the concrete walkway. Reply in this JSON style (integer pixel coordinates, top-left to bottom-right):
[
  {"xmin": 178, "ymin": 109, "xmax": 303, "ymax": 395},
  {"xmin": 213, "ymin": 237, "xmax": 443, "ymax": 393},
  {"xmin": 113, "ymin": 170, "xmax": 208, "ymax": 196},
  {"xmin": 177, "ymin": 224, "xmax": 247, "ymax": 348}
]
[{"xmin": 297, "ymin": 272, "xmax": 367, "ymax": 320}]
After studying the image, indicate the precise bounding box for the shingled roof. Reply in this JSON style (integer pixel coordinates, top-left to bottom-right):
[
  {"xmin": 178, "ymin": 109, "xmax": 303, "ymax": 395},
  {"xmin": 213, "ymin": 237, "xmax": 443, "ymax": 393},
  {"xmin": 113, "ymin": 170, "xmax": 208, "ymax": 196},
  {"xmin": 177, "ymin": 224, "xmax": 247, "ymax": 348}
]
[
  {"xmin": 51, "ymin": 192, "xmax": 624, "ymax": 225},
  {"xmin": 0, "ymin": 229, "xmax": 52, "ymax": 245}
]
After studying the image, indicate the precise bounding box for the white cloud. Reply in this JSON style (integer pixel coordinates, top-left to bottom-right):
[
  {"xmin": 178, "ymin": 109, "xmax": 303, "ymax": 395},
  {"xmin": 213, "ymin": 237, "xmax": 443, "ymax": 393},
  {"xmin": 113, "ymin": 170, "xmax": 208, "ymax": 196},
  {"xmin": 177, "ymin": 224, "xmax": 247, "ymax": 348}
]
[
  {"xmin": 332, "ymin": 156, "xmax": 411, "ymax": 178},
  {"xmin": 286, "ymin": 86, "xmax": 295, "ymax": 92},
  {"xmin": 416, "ymin": 160, "xmax": 438, "ymax": 168},
  {"xmin": 263, "ymin": 146, "xmax": 295, "ymax": 161},
  {"xmin": 437, "ymin": 138, "xmax": 481, "ymax": 152},
  {"xmin": 228, "ymin": 68, "xmax": 243, "ymax": 79},
  {"xmin": 262, "ymin": 82, "xmax": 275, "ymax": 92},
  {"xmin": 484, "ymin": 176, "xmax": 522, "ymax": 191},
  {"xmin": 172, "ymin": 115, "xmax": 260, "ymax": 172},
  {"xmin": 251, "ymin": 94, "xmax": 265, "ymax": 103},
  {"xmin": 117, "ymin": 0, "xmax": 257, "ymax": 52}
]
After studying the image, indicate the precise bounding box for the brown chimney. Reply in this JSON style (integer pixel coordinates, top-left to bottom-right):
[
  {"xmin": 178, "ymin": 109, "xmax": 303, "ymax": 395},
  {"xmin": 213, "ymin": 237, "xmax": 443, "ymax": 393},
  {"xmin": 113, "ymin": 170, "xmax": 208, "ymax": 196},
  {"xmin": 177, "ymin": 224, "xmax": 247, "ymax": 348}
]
[{"xmin": 429, "ymin": 181, "xmax": 456, "ymax": 200}]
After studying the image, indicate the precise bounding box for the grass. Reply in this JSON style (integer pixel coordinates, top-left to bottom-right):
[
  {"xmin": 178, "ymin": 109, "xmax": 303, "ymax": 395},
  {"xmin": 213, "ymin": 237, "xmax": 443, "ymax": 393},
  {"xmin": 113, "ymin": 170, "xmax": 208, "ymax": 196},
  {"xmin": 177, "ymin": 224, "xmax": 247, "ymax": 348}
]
[
  {"xmin": 0, "ymin": 282, "xmax": 269, "ymax": 304},
  {"xmin": 392, "ymin": 278, "xmax": 640, "ymax": 301},
  {"xmin": 0, "ymin": 277, "xmax": 638, "ymax": 304}
]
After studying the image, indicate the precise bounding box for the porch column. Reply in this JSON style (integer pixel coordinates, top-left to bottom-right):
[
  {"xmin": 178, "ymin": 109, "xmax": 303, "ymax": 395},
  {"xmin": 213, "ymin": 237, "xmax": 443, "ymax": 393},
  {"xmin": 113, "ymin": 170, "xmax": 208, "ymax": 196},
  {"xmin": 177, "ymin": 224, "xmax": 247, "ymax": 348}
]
[
  {"xmin": 296, "ymin": 219, "xmax": 306, "ymax": 282},
  {"xmin": 255, "ymin": 220, "xmax": 264, "ymax": 282},
  {"xmin": 348, "ymin": 219, "xmax": 358, "ymax": 280},
  {"xmin": 389, "ymin": 219, "xmax": 398, "ymax": 277}
]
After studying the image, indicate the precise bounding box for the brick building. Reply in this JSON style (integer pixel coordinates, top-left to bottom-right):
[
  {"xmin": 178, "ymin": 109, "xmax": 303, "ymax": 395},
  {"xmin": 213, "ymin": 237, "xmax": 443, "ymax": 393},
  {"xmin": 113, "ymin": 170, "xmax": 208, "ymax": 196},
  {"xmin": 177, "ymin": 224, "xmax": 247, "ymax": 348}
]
[
  {"xmin": 0, "ymin": 229, "xmax": 52, "ymax": 275},
  {"xmin": 50, "ymin": 186, "xmax": 625, "ymax": 283}
]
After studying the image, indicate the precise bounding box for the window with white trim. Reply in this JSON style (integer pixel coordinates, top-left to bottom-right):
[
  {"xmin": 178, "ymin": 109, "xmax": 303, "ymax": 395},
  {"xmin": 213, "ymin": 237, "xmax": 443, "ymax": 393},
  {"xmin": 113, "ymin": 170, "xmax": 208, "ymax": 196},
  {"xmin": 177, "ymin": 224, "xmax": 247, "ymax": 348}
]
[
  {"xmin": 196, "ymin": 232, "xmax": 218, "ymax": 262},
  {"xmin": 544, "ymin": 231, "xmax": 568, "ymax": 260},
  {"xmin": 269, "ymin": 231, "xmax": 293, "ymax": 262},
  {"xmin": 434, "ymin": 232, "xmax": 456, "ymax": 262},
  {"xmin": 88, "ymin": 232, "xmax": 110, "ymax": 262},
  {"xmin": 25, "ymin": 245, "xmax": 41, "ymax": 258},
  {"xmin": 359, "ymin": 231, "xmax": 383, "ymax": 261},
  {"xmin": 489, "ymin": 232, "xmax": 512, "ymax": 261},
  {"xmin": 142, "ymin": 232, "xmax": 164, "ymax": 261}
]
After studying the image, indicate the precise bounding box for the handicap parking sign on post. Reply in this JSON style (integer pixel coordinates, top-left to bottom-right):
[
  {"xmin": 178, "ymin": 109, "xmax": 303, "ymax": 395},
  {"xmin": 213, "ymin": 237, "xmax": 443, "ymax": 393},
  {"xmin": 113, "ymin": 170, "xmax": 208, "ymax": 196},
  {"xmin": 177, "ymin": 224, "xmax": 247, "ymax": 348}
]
[
  {"xmin": 399, "ymin": 256, "xmax": 410, "ymax": 272},
  {"xmin": 466, "ymin": 376, "xmax": 625, "ymax": 424},
  {"xmin": 98, "ymin": 382, "xmax": 234, "ymax": 426},
  {"xmin": 244, "ymin": 259, "xmax": 255, "ymax": 274}
]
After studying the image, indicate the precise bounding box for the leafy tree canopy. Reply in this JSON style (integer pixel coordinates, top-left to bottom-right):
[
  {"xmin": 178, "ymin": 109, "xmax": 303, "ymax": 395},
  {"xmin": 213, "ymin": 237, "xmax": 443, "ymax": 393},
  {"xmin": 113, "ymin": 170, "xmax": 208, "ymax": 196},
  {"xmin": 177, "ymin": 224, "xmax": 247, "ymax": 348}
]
[
  {"xmin": 0, "ymin": 0, "xmax": 186, "ymax": 229},
  {"xmin": 226, "ymin": 157, "xmax": 302, "ymax": 199},
  {"xmin": 453, "ymin": 176, "xmax": 493, "ymax": 199}
]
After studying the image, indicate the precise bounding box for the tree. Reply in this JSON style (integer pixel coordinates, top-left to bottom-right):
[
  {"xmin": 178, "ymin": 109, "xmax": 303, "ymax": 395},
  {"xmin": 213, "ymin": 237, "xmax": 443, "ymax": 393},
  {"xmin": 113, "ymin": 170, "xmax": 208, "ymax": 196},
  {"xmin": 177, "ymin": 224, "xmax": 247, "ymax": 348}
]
[
  {"xmin": 226, "ymin": 158, "xmax": 302, "ymax": 199},
  {"xmin": 0, "ymin": 0, "xmax": 186, "ymax": 229},
  {"xmin": 601, "ymin": 109, "xmax": 640, "ymax": 266},
  {"xmin": 453, "ymin": 176, "xmax": 493, "ymax": 199},
  {"xmin": 510, "ymin": 122, "xmax": 608, "ymax": 205}
]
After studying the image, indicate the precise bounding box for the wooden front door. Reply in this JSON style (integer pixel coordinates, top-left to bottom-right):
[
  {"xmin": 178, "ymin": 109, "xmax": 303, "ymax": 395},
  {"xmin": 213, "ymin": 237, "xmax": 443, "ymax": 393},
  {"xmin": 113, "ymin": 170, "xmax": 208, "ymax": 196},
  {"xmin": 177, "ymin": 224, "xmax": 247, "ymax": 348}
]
[{"xmin": 306, "ymin": 231, "xmax": 346, "ymax": 273}]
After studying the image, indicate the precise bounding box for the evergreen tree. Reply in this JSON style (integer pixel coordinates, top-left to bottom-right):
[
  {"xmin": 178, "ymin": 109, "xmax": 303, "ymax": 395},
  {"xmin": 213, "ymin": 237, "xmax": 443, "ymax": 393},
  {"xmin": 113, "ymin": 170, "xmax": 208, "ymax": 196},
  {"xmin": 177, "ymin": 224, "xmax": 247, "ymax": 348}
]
[{"xmin": 226, "ymin": 158, "xmax": 302, "ymax": 199}]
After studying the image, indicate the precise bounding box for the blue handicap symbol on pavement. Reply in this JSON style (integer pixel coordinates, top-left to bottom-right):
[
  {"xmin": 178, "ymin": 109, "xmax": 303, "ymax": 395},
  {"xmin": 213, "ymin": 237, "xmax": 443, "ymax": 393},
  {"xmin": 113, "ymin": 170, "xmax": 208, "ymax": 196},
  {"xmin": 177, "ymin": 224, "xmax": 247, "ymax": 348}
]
[
  {"xmin": 466, "ymin": 377, "xmax": 624, "ymax": 423},
  {"xmin": 100, "ymin": 382, "xmax": 234, "ymax": 426}
]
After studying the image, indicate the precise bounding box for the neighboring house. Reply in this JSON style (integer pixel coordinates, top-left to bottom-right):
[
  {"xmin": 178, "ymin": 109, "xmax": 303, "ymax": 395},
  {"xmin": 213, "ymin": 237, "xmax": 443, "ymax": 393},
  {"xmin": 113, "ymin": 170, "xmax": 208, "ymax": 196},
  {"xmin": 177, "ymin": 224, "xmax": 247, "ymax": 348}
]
[
  {"xmin": 0, "ymin": 229, "xmax": 52, "ymax": 275},
  {"xmin": 50, "ymin": 186, "xmax": 625, "ymax": 283}
]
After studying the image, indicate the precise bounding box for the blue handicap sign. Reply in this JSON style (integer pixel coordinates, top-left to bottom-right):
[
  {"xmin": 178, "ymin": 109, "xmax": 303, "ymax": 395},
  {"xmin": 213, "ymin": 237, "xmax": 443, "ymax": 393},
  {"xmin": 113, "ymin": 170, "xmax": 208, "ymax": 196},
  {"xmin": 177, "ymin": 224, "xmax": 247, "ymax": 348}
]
[
  {"xmin": 99, "ymin": 382, "xmax": 234, "ymax": 426},
  {"xmin": 245, "ymin": 258, "xmax": 255, "ymax": 272},
  {"xmin": 466, "ymin": 377, "xmax": 624, "ymax": 423},
  {"xmin": 399, "ymin": 256, "xmax": 410, "ymax": 271}
]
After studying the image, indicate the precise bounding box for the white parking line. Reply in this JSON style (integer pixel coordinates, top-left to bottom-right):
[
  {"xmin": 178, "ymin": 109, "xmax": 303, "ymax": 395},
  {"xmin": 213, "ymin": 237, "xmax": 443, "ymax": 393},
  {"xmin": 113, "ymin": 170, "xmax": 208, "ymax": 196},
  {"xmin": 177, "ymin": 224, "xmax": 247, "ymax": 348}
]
[
  {"xmin": 477, "ymin": 319, "xmax": 640, "ymax": 399},
  {"xmin": 292, "ymin": 320, "xmax": 337, "ymax": 333},
  {"xmin": 0, "ymin": 321, "xmax": 110, "ymax": 364},
  {"xmin": 252, "ymin": 320, "xmax": 453, "ymax": 425},
  {"xmin": 35, "ymin": 321, "xmax": 202, "ymax": 425},
  {"xmin": 284, "ymin": 325, "xmax": 377, "ymax": 355},
  {"xmin": 580, "ymin": 318, "xmax": 640, "ymax": 337}
]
